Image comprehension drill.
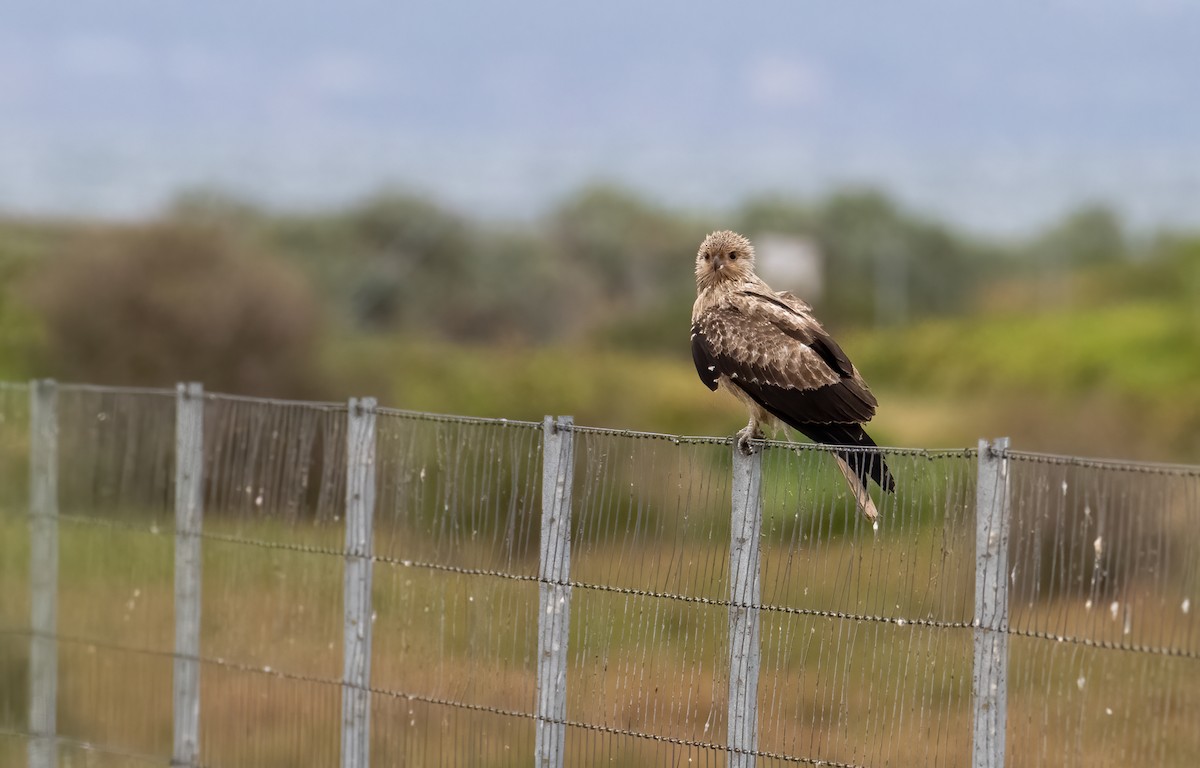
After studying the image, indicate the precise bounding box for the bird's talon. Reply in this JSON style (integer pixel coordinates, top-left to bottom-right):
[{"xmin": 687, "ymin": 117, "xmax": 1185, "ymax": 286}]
[{"xmin": 735, "ymin": 428, "xmax": 762, "ymax": 456}]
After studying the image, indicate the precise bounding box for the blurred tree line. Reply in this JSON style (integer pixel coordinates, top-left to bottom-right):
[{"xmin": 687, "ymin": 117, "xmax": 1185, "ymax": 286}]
[{"xmin": 0, "ymin": 183, "xmax": 1194, "ymax": 402}]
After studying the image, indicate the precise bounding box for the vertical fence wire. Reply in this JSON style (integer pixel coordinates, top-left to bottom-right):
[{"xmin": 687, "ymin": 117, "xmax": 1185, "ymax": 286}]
[
  {"xmin": 197, "ymin": 394, "xmax": 348, "ymax": 767},
  {"xmin": 1003, "ymin": 450, "xmax": 1200, "ymax": 767},
  {"xmin": 563, "ymin": 429, "xmax": 733, "ymax": 766},
  {"xmin": 369, "ymin": 409, "xmax": 544, "ymax": 766},
  {"xmin": 753, "ymin": 441, "xmax": 978, "ymax": 767},
  {"xmin": 47, "ymin": 384, "xmax": 177, "ymax": 764},
  {"xmin": 2, "ymin": 384, "xmax": 1199, "ymax": 767}
]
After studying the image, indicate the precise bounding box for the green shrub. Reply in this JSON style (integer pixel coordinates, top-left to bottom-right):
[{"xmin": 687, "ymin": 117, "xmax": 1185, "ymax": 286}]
[{"xmin": 30, "ymin": 222, "xmax": 322, "ymax": 398}]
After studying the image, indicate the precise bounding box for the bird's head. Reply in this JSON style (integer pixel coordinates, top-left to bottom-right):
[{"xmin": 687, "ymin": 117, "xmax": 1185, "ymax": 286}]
[{"xmin": 696, "ymin": 230, "xmax": 755, "ymax": 289}]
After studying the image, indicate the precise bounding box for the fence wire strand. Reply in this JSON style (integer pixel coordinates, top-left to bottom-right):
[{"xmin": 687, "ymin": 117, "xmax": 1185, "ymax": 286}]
[
  {"xmin": 1003, "ymin": 451, "xmax": 1200, "ymax": 766},
  {"xmin": 1, "ymin": 384, "xmax": 1198, "ymax": 767}
]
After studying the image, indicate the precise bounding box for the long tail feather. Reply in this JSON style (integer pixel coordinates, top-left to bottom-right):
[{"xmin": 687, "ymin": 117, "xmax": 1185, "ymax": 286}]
[
  {"xmin": 795, "ymin": 422, "xmax": 896, "ymax": 493},
  {"xmin": 835, "ymin": 455, "xmax": 879, "ymax": 521},
  {"xmin": 735, "ymin": 385, "xmax": 895, "ymax": 494}
]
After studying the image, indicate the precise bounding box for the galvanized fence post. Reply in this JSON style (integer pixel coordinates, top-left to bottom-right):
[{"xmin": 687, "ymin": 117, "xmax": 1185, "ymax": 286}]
[
  {"xmin": 535, "ymin": 415, "xmax": 573, "ymax": 768},
  {"xmin": 728, "ymin": 444, "xmax": 763, "ymax": 768},
  {"xmin": 29, "ymin": 379, "xmax": 58, "ymax": 768},
  {"xmin": 173, "ymin": 383, "xmax": 205, "ymax": 767},
  {"xmin": 342, "ymin": 397, "xmax": 377, "ymax": 768},
  {"xmin": 973, "ymin": 437, "xmax": 1011, "ymax": 768}
]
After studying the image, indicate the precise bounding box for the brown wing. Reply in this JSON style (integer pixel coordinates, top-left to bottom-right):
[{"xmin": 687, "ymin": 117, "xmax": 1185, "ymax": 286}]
[
  {"xmin": 691, "ymin": 290, "xmax": 876, "ymax": 427},
  {"xmin": 692, "ymin": 289, "xmax": 894, "ymax": 492},
  {"xmin": 691, "ymin": 324, "xmax": 720, "ymax": 391}
]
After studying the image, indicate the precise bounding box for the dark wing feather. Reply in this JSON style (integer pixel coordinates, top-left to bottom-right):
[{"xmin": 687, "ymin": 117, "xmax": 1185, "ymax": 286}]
[
  {"xmin": 690, "ymin": 323, "xmax": 719, "ymax": 391},
  {"xmin": 730, "ymin": 369, "xmax": 876, "ymax": 426},
  {"xmin": 806, "ymin": 333, "xmax": 855, "ymax": 378},
  {"xmin": 692, "ymin": 294, "xmax": 894, "ymax": 492},
  {"xmin": 695, "ymin": 295, "xmax": 876, "ymax": 425}
]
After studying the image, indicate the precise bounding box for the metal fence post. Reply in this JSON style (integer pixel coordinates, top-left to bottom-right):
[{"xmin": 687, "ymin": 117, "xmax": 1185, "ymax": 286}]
[
  {"xmin": 728, "ymin": 444, "xmax": 763, "ymax": 768},
  {"xmin": 173, "ymin": 382, "xmax": 205, "ymax": 767},
  {"xmin": 29, "ymin": 379, "xmax": 58, "ymax": 768},
  {"xmin": 973, "ymin": 437, "xmax": 1011, "ymax": 768},
  {"xmin": 341, "ymin": 397, "xmax": 377, "ymax": 768},
  {"xmin": 535, "ymin": 415, "xmax": 573, "ymax": 768}
]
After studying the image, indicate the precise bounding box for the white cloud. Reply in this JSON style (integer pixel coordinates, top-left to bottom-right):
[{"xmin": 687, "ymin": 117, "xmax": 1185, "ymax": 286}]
[
  {"xmin": 303, "ymin": 51, "xmax": 378, "ymax": 99},
  {"xmin": 56, "ymin": 33, "xmax": 148, "ymax": 80},
  {"xmin": 164, "ymin": 44, "xmax": 231, "ymax": 90},
  {"xmin": 746, "ymin": 55, "xmax": 825, "ymax": 109},
  {"xmin": 0, "ymin": 39, "xmax": 35, "ymax": 105}
]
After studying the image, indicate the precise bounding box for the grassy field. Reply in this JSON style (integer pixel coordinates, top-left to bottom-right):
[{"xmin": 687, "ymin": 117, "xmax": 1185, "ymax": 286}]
[
  {"xmin": 2, "ymin": 494, "xmax": 1197, "ymax": 767},
  {"xmin": 2, "ymin": 330, "xmax": 1199, "ymax": 765}
]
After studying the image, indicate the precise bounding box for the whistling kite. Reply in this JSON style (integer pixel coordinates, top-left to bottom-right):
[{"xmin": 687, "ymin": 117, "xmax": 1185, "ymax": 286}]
[{"xmin": 690, "ymin": 230, "xmax": 895, "ymax": 519}]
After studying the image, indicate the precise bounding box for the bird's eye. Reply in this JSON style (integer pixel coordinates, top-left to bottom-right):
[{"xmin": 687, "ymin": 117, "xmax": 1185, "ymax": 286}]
[
  {"xmin": 703, "ymin": 253, "xmax": 711, "ymax": 260},
  {"xmin": 729, "ymin": 251, "xmax": 738, "ymax": 260}
]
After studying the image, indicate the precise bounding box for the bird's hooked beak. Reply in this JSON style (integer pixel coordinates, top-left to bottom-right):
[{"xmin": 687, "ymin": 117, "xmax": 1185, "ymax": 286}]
[{"xmin": 711, "ymin": 253, "xmax": 727, "ymax": 271}]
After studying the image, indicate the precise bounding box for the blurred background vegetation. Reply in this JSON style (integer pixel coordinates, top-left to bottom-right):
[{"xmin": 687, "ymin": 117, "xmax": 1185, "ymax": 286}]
[{"xmin": 2, "ymin": 184, "xmax": 1198, "ymax": 462}]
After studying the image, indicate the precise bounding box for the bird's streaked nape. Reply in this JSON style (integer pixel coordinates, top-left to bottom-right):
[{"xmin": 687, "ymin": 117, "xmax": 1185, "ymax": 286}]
[{"xmin": 690, "ymin": 229, "xmax": 894, "ymax": 520}]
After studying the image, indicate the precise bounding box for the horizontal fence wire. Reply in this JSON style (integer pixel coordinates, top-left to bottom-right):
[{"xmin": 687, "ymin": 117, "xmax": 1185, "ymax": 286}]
[
  {"xmin": 1002, "ymin": 450, "xmax": 1200, "ymax": 767},
  {"xmin": 0, "ymin": 382, "xmax": 1198, "ymax": 767},
  {"xmin": 13, "ymin": 509, "xmax": 1200, "ymax": 659}
]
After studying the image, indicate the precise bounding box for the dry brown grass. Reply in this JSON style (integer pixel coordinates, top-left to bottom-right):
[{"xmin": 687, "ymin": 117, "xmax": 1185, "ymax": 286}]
[{"xmin": 2, "ymin": 515, "xmax": 1197, "ymax": 766}]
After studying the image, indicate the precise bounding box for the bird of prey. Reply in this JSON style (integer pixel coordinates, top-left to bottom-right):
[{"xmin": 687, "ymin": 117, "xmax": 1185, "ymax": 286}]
[{"xmin": 690, "ymin": 230, "xmax": 895, "ymax": 520}]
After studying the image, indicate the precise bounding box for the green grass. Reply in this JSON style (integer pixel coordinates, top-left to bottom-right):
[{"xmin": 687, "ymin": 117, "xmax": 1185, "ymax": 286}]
[
  {"xmin": 321, "ymin": 334, "xmax": 741, "ymax": 438},
  {"xmin": 848, "ymin": 301, "xmax": 1200, "ymax": 401},
  {"xmin": 846, "ymin": 300, "xmax": 1200, "ymax": 460},
  {"xmin": 316, "ymin": 295, "xmax": 1200, "ymax": 463}
]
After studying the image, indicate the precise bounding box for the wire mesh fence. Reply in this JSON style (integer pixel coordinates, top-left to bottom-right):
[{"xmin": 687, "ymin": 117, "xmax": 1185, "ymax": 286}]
[{"xmin": 0, "ymin": 381, "xmax": 1197, "ymax": 767}]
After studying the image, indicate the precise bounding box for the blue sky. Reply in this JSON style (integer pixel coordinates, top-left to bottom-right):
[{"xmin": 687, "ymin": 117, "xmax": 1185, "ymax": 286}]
[{"xmin": 2, "ymin": 1, "xmax": 1198, "ymax": 233}]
